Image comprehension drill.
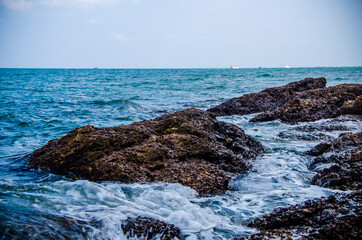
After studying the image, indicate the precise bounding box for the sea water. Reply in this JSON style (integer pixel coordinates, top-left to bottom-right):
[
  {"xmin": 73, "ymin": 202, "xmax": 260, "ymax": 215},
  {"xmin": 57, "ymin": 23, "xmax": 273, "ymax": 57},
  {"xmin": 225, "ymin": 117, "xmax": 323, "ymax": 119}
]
[{"xmin": 0, "ymin": 67, "xmax": 361, "ymax": 239}]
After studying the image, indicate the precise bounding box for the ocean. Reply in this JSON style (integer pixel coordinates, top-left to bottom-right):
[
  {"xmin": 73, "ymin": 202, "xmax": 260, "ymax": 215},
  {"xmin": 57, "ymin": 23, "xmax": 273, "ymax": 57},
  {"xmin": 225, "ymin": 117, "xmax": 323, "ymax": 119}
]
[{"xmin": 0, "ymin": 67, "xmax": 361, "ymax": 239}]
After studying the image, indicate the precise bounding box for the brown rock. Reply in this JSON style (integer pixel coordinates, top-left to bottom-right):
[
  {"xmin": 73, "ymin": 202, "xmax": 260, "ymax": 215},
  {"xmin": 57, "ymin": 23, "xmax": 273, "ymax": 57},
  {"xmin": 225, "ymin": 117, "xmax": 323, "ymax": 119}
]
[
  {"xmin": 122, "ymin": 217, "xmax": 183, "ymax": 240},
  {"xmin": 340, "ymin": 95, "xmax": 362, "ymax": 115},
  {"xmin": 251, "ymin": 84, "xmax": 362, "ymax": 124},
  {"xmin": 29, "ymin": 108, "xmax": 264, "ymax": 195},
  {"xmin": 208, "ymin": 77, "xmax": 326, "ymax": 116},
  {"xmin": 239, "ymin": 190, "xmax": 362, "ymax": 240},
  {"xmin": 306, "ymin": 132, "xmax": 362, "ymax": 190}
]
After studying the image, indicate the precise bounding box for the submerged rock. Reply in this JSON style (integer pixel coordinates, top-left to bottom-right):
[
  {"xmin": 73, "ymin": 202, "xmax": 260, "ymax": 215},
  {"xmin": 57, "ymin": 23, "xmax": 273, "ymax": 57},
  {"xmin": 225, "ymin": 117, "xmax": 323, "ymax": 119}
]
[
  {"xmin": 239, "ymin": 190, "xmax": 361, "ymax": 240},
  {"xmin": 278, "ymin": 131, "xmax": 334, "ymax": 141},
  {"xmin": 122, "ymin": 217, "xmax": 183, "ymax": 240},
  {"xmin": 306, "ymin": 132, "xmax": 362, "ymax": 190},
  {"xmin": 207, "ymin": 77, "xmax": 326, "ymax": 116},
  {"xmin": 293, "ymin": 123, "xmax": 354, "ymax": 132},
  {"xmin": 251, "ymin": 84, "xmax": 362, "ymax": 124},
  {"xmin": 0, "ymin": 210, "xmax": 100, "ymax": 240},
  {"xmin": 29, "ymin": 108, "xmax": 264, "ymax": 195}
]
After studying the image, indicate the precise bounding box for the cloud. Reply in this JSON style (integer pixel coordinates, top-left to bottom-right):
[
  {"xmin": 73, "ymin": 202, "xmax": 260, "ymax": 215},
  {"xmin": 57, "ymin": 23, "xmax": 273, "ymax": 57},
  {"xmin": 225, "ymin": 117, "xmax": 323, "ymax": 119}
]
[
  {"xmin": 0, "ymin": 0, "xmax": 116, "ymax": 10},
  {"xmin": 0, "ymin": 0, "xmax": 32, "ymax": 10},
  {"xmin": 88, "ymin": 18, "xmax": 98, "ymax": 24},
  {"xmin": 111, "ymin": 33, "xmax": 131, "ymax": 42},
  {"xmin": 40, "ymin": 0, "xmax": 115, "ymax": 8},
  {"xmin": 130, "ymin": 0, "xmax": 141, "ymax": 4},
  {"xmin": 74, "ymin": 0, "xmax": 110, "ymax": 4}
]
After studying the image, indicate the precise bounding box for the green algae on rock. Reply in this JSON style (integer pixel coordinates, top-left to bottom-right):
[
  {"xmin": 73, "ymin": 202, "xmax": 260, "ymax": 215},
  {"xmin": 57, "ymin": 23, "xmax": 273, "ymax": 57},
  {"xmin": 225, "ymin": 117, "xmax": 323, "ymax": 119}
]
[{"xmin": 29, "ymin": 108, "xmax": 264, "ymax": 196}]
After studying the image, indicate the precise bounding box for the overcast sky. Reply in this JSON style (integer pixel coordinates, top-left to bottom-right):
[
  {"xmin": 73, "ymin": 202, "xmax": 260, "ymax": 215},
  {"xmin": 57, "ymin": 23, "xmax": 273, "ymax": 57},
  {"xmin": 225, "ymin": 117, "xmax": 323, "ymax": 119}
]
[{"xmin": 0, "ymin": 0, "xmax": 361, "ymax": 68}]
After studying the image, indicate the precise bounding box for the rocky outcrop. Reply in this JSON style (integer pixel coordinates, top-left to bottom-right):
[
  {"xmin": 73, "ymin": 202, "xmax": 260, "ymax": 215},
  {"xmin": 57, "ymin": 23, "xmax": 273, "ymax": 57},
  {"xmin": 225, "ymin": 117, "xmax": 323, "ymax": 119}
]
[
  {"xmin": 251, "ymin": 84, "xmax": 362, "ymax": 124},
  {"xmin": 238, "ymin": 190, "xmax": 361, "ymax": 240},
  {"xmin": 306, "ymin": 132, "xmax": 362, "ymax": 190},
  {"xmin": 29, "ymin": 108, "xmax": 264, "ymax": 195},
  {"xmin": 122, "ymin": 217, "xmax": 183, "ymax": 240},
  {"xmin": 208, "ymin": 77, "xmax": 326, "ymax": 116}
]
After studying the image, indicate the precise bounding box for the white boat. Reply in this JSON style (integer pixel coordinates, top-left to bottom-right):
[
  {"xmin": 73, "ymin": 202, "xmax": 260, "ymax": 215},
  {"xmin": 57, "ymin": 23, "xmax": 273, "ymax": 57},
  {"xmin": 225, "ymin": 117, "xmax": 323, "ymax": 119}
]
[
  {"xmin": 230, "ymin": 66, "xmax": 240, "ymax": 69},
  {"xmin": 285, "ymin": 65, "xmax": 291, "ymax": 68}
]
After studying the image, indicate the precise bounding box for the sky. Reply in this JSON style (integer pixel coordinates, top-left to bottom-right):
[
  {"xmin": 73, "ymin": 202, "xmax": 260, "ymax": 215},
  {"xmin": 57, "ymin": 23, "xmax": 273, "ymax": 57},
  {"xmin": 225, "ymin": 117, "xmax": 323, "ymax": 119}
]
[{"xmin": 0, "ymin": 0, "xmax": 361, "ymax": 68}]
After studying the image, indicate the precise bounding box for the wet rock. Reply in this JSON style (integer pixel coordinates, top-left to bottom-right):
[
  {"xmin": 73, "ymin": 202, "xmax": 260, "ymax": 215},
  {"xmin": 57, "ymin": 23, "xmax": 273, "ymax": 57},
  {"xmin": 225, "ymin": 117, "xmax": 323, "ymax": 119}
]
[
  {"xmin": 306, "ymin": 132, "xmax": 361, "ymax": 157},
  {"xmin": 29, "ymin": 108, "xmax": 264, "ymax": 195},
  {"xmin": 326, "ymin": 114, "xmax": 362, "ymax": 123},
  {"xmin": 306, "ymin": 132, "xmax": 362, "ymax": 190},
  {"xmin": 0, "ymin": 210, "xmax": 98, "ymax": 240},
  {"xmin": 239, "ymin": 190, "xmax": 362, "ymax": 240},
  {"xmin": 278, "ymin": 131, "xmax": 334, "ymax": 141},
  {"xmin": 122, "ymin": 217, "xmax": 183, "ymax": 240},
  {"xmin": 276, "ymin": 122, "xmax": 355, "ymax": 142},
  {"xmin": 293, "ymin": 124, "xmax": 354, "ymax": 132},
  {"xmin": 208, "ymin": 77, "xmax": 326, "ymax": 116},
  {"xmin": 251, "ymin": 84, "xmax": 362, "ymax": 124}
]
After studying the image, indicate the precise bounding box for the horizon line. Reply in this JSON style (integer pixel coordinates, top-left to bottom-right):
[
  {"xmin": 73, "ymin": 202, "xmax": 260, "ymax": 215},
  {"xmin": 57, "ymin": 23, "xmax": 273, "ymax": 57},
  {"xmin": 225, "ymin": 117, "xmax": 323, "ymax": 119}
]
[{"xmin": 0, "ymin": 65, "xmax": 361, "ymax": 70}]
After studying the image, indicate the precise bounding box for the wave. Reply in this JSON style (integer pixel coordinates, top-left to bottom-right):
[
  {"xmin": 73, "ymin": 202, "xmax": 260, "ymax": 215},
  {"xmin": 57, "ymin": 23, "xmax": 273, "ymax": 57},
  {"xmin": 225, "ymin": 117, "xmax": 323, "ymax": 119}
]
[
  {"xmin": 257, "ymin": 73, "xmax": 273, "ymax": 78},
  {"xmin": 187, "ymin": 77, "xmax": 204, "ymax": 81},
  {"xmin": 206, "ymin": 85, "xmax": 226, "ymax": 90},
  {"xmin": 93, "ymin": 99, "xmax": 133, "ymax": 105},
  {"xmin": 92, "ymin": 99, "xmax": 143, "ymax": 108}
]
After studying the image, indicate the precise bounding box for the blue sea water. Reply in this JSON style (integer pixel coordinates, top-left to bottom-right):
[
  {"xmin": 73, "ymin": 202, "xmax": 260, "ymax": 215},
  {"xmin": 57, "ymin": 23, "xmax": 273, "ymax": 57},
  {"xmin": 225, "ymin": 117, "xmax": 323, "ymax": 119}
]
[{"xmin": 0, "ymin": 67, "xmax": 361, "ymax": 239}]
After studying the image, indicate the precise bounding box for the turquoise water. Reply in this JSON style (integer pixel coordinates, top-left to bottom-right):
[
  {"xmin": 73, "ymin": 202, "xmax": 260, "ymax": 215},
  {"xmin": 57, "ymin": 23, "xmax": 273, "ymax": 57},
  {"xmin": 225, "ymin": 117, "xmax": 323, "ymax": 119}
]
[{"xmin": 0, "ymin": 67, "xmax": 361, "ymax": 239}]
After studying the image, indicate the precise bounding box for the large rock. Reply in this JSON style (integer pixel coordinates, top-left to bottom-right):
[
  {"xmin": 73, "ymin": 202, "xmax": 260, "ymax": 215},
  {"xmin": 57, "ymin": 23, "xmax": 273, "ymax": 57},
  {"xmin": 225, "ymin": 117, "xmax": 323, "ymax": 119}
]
[
  {"xmin": 251, "ymin": 84, "xmax": 362, "ymax": 124},
  {"xmin": 208, "ymin": 77, "xmax": 326, "ymax": 116},
  {"xmin": 29, "ymin": 108, "xmax": 264, "ymax": 195},
  {"xmin": 306, "ymin": 132, "xmax": 362, "ymax": 190},
  {"xmin": 122, "ymin": 217, "xmax": 183, "ymax": 240},
  {"xmin": 239, "ymin": 190, "xmax": 361, "ymax": 240}
]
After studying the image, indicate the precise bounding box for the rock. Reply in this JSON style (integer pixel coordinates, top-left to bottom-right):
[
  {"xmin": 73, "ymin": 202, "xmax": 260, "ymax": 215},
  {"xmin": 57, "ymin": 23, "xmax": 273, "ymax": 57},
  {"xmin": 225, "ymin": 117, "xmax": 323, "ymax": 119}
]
[
  {"xmin": 0, "ymin": 210, "xmax": 99, "ymax": 240},
  {"xmin": 29, "ymin": 108, "xmax": 264, "ymax": 196},
  {"xmin": 278, "ymin": 131, "xmax": 334, "ymax": 141},
  {"xmin": 327, "ymin": 114, "xmax": 362, "ymax": 123},
  {"xmin": 293, "ymin": 124, "xmax": 354, "ymax": 132},
  {"xmin": 122, "ymin": 217, "xmax": 183, "ymax": 240},
  {"xmin": 306, "ymin": 132, "xmax": 361, "ymax": 157},
  {"xmin": 251, "ymin": 84, "xmax": 362, "ymax": 124},
  {"xmin": 238, "ymin": 190, "xmax": 362, "ymax": 240},
  {"xmin": 306, "ymin": 132, "xmax": 362, "ymax": 190},
  {"xmin": 275, "ymin": 122, "xmax": 355, "ymax": 142},
  {"xmin": 340, "ymin": 95, "xmax": 362, "ymax": 115},
  {"xmin": 208, "ymin": 77, "xmax": 326, "ymax": 116}
]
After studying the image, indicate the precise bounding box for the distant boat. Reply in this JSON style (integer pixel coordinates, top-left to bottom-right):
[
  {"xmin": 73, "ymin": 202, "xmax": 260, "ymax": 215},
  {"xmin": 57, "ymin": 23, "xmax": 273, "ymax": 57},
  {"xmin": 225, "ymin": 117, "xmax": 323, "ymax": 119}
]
[
  {"xmin": 285, "ymin": 65, "xmax": 291, "ymax": 69},
  {"xmin": 230, "ymin": 66, "xmax": 240, "ymax": 69}
]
